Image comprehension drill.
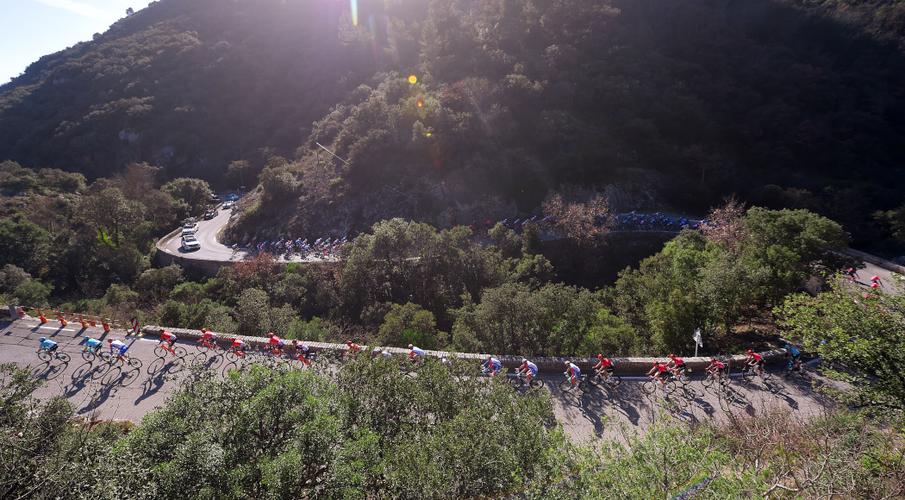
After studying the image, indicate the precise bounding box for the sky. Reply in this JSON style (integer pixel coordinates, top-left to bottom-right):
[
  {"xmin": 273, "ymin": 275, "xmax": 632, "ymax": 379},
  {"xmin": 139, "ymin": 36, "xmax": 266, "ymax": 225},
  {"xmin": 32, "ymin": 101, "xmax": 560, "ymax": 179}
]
[{"xmin": 0, "ymin": 0, "xmax": 153, "ymax": 84}]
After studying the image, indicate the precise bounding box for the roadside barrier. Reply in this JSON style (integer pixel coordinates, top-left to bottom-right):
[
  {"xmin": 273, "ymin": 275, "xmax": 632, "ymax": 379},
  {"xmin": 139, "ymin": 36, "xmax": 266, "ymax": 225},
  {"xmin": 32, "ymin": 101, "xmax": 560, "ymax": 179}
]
[
  {"xmin": 15, "ymin": 306, "xmax": 128, "ymax": 333},
  {"xmin": 140, "ymin": 325, "xmax": 789, "ymax": 375}
]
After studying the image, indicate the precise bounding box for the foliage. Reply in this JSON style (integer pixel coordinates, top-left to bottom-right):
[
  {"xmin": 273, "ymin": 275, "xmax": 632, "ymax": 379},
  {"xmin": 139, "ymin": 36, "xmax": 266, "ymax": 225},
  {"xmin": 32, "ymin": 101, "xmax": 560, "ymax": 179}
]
[
  {"xmin": 161, "ymin": 178, "xmax": 214, "ymax": 217},
  {"xmin": 779, "ymin": 282, "xmax": 905, "ymax": 414},
  {"xmin": 95, "ymin": 358, "xmax": 561, "ymax": 498},
  {"xmin": 452, "ymin": 282, "xmax": 603, "ymax": 356},
  {"xmin": 542, "ymin": 190, "xmax": 613, "ymax": 243},
  {"xmin": 0, "ymin": 214, "xmax": 51, "ymax": 276},
  {"xmin": 378, "ymin": 302, "xmax": 443, "ymax": 349}
]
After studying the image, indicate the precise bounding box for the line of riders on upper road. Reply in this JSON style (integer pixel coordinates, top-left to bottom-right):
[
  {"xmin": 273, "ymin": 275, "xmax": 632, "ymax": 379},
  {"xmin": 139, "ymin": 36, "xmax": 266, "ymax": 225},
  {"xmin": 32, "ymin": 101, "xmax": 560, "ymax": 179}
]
[{"xmin": 37, "ymin": 330, "xmax": 802, "ymax": 388}]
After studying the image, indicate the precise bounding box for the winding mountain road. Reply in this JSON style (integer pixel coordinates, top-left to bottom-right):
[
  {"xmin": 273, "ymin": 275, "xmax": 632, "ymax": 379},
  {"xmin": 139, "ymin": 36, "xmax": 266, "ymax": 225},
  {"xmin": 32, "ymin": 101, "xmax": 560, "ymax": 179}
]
[{"xmin": 1, "ymin": 317, "xmax": 840, "ymax": 442}]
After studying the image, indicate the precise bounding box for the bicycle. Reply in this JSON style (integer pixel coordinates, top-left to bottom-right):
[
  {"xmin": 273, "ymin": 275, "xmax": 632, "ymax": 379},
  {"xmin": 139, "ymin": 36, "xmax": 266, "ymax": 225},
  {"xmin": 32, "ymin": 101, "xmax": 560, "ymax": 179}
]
[
  {"xmin": 587, "ymin": 369, "xmax": 622, "ymax": 389},
  {"xmin": 558, "ymin": 374, "xmax": 586, "ymax": 392},
  {"xmin": 641, "ymin": 375, "xmax": 678, "ymax": 396},
  {"xmin": 37, "ymin": 348, "xmax": 71, "ymax": 364},
  {"xmin": 81, "ymin": 346, "xmax": 102, "ymax": 363},
  {"xmin": 702, "ymin": 368, "xmax": 729, "ymax": 390},
  {"xmin": 154, "ymin": 343, "xmax": 187, "ymax": 359},
  {"xmin": 98, "ymin": 350, "xmax": 143, "ymax": 370},
  {"xmin": 740, "ymin": 363, "xmax": 771, "ymax": 383},
  {"xmin": 508, "ymin": 370, "xmax": 546, "ymax": 391}
]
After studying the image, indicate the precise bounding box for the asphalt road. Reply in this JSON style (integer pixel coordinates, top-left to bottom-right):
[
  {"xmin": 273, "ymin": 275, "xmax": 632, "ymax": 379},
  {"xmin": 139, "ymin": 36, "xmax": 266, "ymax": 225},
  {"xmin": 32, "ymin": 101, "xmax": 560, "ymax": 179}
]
[
  {"xmin": 1, "ymin": 318, "xmax": 841, "ymax": 442},
  {"xmin": 158, "ymin": 206, "xmax": 334, "ymax": 263}
]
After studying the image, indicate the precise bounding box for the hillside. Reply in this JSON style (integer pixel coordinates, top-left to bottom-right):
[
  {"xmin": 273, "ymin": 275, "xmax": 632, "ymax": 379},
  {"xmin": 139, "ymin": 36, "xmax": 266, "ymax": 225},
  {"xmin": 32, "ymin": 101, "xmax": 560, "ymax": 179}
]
[
  {"xmin": 2, "ymin": 0, "xmax": 905, "ymax": 246},
  {"xmin": 0, "ymin": 0, "xmax": 374, "ymax": 180}
]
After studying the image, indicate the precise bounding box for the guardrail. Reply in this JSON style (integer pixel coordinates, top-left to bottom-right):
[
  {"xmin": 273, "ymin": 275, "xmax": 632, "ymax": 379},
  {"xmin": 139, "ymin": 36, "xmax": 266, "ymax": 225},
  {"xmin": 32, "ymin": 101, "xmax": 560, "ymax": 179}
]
[{"xmin": 140, "ymin": 325, "xmax": 788, "ymax": 375}]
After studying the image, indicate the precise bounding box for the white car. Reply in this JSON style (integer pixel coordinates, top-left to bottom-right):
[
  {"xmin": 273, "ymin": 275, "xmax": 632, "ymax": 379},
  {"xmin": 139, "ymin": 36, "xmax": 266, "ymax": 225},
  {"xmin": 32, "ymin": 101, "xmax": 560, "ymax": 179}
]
[
  {"xmin": 181, "ymin": 238, "xmax": 201, "ymax": 252},
  {"xmin": 222, "ymin": 201, "xmax": 235, "ymax": 209},
  {"xmin": 181, "ymin": 227, "xmax": 196, "ymax": 237}
]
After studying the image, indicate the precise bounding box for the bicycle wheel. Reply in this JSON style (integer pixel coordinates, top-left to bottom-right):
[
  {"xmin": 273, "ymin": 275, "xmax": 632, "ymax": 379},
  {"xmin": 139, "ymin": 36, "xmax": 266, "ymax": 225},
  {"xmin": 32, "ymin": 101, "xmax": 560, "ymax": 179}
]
[
  {"xmin": 101, "ymin": 366, "xmax": 122, "ymax": 386},
  {"xmin": 605, "ymin": 374, "xmax": 622, "ymax": 388},
  {"xmin": 225, "ymin": 350, "xmax": 240, "ymax": 363},
  {"xmin": 153, "ymin": 345, "xmax": 168, "ymax": 358},
  {"xmin": 81, "ymin": 350, "xmax": 96, "ymax": 363},
  {"xmin": 640, "ymin": 379, "xmax": 657, "ymax": 395},
  {"xmin": 529, "ymin": 378, "xmax": 546, "ymax": 390},
  {"xmin": 37, "ymin": 350, "xmax": 51, "ymax": 363},
  {"xmin": 121, "ymin": 368, "xmax": 141, "ymax": 386},
  {"xmin": 578, "ymin": 378, "xmax": 593, "ymax": 392},
  {"xmin": 55, "ymin": 352, "xmax": 71, "ymax": 363},
  {"xmin": 127, "ymin": 357, "xmax": 143, "ymax": 370},
  {"xmin": 558, "ymin": 378, "xmax": 576, "ymax": 392},
  {"xmin": 173, "ymin": 346, "xmax": 187, "ymax": 358},
  {"xmin": 663, "ymin": 380, "xmax": 677, "ymax": 395}
]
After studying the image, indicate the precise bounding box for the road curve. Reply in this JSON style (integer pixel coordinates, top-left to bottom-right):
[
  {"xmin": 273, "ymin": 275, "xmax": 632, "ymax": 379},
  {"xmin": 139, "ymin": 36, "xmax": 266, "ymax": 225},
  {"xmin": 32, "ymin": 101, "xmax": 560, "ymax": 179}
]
[{"xmin": 2, "ymin": 318, "xmax": 838, "ymax": 443}]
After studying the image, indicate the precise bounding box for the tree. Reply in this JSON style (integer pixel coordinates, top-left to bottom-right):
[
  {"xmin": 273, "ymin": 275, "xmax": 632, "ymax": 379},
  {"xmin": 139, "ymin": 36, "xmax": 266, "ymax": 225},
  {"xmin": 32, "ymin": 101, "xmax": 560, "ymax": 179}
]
[
  {"xmin": 12, "ymin": 279, "xmax": 52, "ymax": 306},
  {"xmin": 741, "ymin": 208, "xmax": 847, "ymax": 304},
  {"xmin": 235, "ymin": 288, "xmax": 271, "ymax": 335},
  {"xmin": 779, "ymin": 283, "xmax": 905, "ymax": 414},
  {"xmin": 378, "ymin": 302, "xmax": 443, "ymax": 348},
  {"xmin": 0, "ymin": 215, "xmax": 51, "ymax": 276},
  {"xmin": 225, "ymin": 160, "xmax": 257, "ymax": 188},
  {"xmin": 542, "ymin": 190, "xmax": 613, "ymax": 243},
  {"xmin": 134, "ymin": 264, "xmax": 184, "ymax": 303},
  {"xmin": 161, "ymin": 178, "xmax": 214, "ymax": 217},
  {"xmin": 701, "ymin": 198, "xmax": 748, "ymax": 252},
  {"xmin": 452, "ymin": 282, "xmax": 601, "ymax": 355},
  {"xmin": 77, "ymin": 187, "xmax": 144, "ymax": 246}
]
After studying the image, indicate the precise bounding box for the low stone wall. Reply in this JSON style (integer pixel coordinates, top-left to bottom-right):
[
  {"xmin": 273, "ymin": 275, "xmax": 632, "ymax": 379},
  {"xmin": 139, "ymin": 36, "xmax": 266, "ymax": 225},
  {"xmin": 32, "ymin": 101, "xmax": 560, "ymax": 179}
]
[
  {"xmin": 841, "ymin": 248, "xmax": 905, "ymax": 275},
  {"xmin": 142, "ymin": 326, "xmax": 787, "ymax": 375}
]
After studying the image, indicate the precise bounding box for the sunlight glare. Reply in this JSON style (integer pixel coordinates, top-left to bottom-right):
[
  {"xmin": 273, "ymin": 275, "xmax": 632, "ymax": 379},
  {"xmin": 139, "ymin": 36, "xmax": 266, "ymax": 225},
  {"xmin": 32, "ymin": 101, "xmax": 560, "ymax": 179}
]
[
  {"xmin": 408, "ymin": 74, "xmax": 418, "ymax": 85},
  {"xmin": 350, "ymin": 0, "xmax": 358, "ymax": 26}
]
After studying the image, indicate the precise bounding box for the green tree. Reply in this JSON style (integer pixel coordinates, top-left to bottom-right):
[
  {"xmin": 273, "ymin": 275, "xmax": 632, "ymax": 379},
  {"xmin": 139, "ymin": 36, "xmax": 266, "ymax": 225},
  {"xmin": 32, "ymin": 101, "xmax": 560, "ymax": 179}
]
[
  {"xmin": 779, "ymin": 283, "xmax": 905, "ymax": 414},
  {"xmin": 378, "ymin": 302, "xmax": 443, "ymax": 348},
  {"xmin": 452, "ymin": 282, "xmax": 601, "ymax": 355},
  {"xmin": 235, "ymin": 287, "xmax": 271, "ymax": 335},
  {"xmin": 12, "ymin": 279, "xmax": 52, "ymax": 306},
  {"xmin": 0, "ymin": 215, "xmax": 51, "ymax": 276},
  {"xmin": 134, "ymin": 264, "xmax": 185, "ymax": 304},
  {"xmin": 161, "ymin": 177, "xmax": 214, "ymax": 216},
  {"xmin": 77, "ymin": 187, "xmax": 144, "ymax": 246}
]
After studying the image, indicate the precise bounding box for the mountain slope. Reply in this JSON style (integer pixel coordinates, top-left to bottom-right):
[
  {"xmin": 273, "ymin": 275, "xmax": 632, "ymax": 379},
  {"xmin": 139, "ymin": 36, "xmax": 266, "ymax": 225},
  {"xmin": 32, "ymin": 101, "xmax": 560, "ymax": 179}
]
[{"xmin": 0, "ymin": 0, "xmax": 373, "ymax": 180}]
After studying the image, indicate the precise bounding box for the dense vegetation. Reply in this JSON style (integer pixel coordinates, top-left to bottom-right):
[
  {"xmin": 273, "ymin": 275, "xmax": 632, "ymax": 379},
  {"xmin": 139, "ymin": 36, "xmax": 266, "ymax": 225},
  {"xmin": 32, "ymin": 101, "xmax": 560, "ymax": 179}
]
[
  {"xmin": 0, "ymin": 162, "xmax": 850, "ymax": 359},
  {"xmin": 2, "ymin": 0, "xmax": 905, "ymax": 249},
  {"xmin": 1, "ymin": 361, "xmax": 901, "ymax": 499}
]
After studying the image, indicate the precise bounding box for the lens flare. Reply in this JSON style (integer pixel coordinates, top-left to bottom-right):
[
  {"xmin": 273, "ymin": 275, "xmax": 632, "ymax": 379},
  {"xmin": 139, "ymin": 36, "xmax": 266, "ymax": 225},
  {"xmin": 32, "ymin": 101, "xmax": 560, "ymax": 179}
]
[
  {"xmin": 416, "ymin": 99, "xmax": 424, "ymax": 108},
  {"xmin": 408, "ymin": 74, "xmax": 418, "ymax": 85},
  {"xmin": 425, "ymin": 131, "xmax": 432, "ymax": 137},
  {"xmin": 350, "ymin": 0, "xmax": 358, "ymax": 26}
]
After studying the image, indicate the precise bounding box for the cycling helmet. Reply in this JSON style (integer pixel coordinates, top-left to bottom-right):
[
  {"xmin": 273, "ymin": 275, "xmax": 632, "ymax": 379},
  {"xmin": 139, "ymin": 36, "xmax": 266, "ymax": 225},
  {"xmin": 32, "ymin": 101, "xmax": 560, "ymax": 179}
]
[
  {"xmin": 668, "ymin": 353, "xmax": 676, "ymax": 358},
  {"xmin": 746, "ymin": 348, "xmax": 754, "ymax": 354},
  {"xmin": 107, "ymin": 339, "xmax": 113, "ymax": 343},
  {"xmin": 408, "ymin": 344, "xmax": 414, "ymax": 349},
  {"xmin": 597, "ymin": 353, "xmax": 604, "ymax": 359},
  {"xmin": 39, "ymin": 337, "xmax": 46, "ymax": 342},
  {"xmin": 521, "ymin": 358, "xmax": 528, "ymax": 364},
  {"xmin": 564, "ymin": 360, "xmax": 571, "ymax": 366}
]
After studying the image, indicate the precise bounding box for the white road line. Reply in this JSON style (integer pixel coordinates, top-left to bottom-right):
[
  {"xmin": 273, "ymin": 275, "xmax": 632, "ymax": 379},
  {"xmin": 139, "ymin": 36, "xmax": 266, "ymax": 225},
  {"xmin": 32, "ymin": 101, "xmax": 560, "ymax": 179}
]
[{"xmin": 36, "ymin": 325, "xmax": 78, "ymax": 332}]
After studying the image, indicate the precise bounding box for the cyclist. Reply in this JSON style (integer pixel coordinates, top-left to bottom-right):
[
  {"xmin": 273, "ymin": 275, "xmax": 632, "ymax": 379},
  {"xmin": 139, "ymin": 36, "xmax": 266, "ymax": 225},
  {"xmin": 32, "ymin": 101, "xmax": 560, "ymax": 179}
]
[
  {"xmin": 482, "ymin": 356, "xmax": 502, "ymax": 377},
  {"xmin": 845, "ymin": 267, "xmax": 859, "ymax": 281},
  {"xmin": 292, "ymin": 340, "xmax": 312, "ymax": 366},
  {"xmin": 784, "ymin": 343, "xmax": 802, "ymax": 372},
  {"xmin": 705, "ymin": 357, "xmax": 727, "ymax": 381},
  {"xmin": 647, "ymin": 361, "xmax": 671, "ymax": 385},
  {"xmin": 518, "ymin": 358, "xmax": 538, "ymax": 383},
  {"xmin": 267, "ymin": 332, "xmax": 285, "ymax": 355},
  {"xmin": 38, "ymin": 337, "xmax": 58, "ymax": 353},
  {"xmin": 667, "ymin": 353, "xmax": 687, "ymax": 377},
  {"xmin": 564, "ymin": 360, "xmax": 581, "ymax": 387},
  {"xmin": 229, "ymin": 337, "xmax": 246, "ymax": 356},
  {"xmin": 745, "ymin": 349, "xmax": 765, "ymax": 377},
  {"xmin": 108, "ymin": 339, "xmax": 129, "ymax": 359},
  {"xmin": 593, "ymin": 354, "xmax": 615, "ymax": 379},
  {"xmin": 158, "ymin": 329, "xmax": 178, "ymax": 353},
  {"xmin": 408, "ymin": 344, "xmax": 426, "ymax": 361},
  {"xmin": 345, "ymin": 340, "xmax": 362, "ymax": 356},
  {"xmin": 870, "ymin": 275, "xmax": 882, "ymax": 287},
  {"xmin": 199, "ymin": 328, "xmax": 218, "ymax": 347},
  {"xmin": 82, "ymin": 336, "xmax": 102, "ymax": 354}
]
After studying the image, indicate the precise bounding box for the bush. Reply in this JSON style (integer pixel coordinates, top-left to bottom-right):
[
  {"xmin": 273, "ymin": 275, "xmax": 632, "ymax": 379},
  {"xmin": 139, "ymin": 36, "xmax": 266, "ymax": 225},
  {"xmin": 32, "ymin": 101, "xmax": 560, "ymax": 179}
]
[{"xmin": 378, "ymin": 302, "xmax": 444, "ymax": 349}]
